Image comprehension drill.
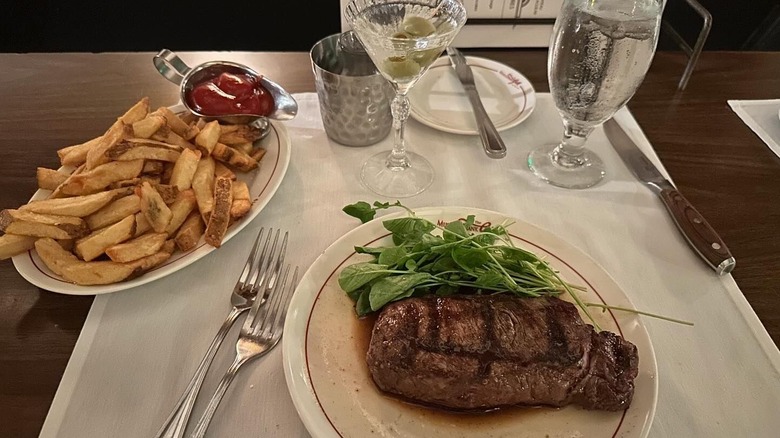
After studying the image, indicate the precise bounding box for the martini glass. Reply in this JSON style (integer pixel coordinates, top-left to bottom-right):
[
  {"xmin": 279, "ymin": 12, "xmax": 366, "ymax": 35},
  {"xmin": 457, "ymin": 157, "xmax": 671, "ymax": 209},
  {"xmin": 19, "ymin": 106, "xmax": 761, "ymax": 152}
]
[{"xmin": 345, "ymin": 0, "xmax": 467, "ymax": 198}]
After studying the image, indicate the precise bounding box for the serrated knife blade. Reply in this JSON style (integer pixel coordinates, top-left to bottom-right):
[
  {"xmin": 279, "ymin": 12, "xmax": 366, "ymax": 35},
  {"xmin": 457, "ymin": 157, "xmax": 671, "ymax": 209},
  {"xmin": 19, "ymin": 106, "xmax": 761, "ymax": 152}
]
[{"xmin": 603, "ymin": 118, "xmax": 736, "ymax": 275}]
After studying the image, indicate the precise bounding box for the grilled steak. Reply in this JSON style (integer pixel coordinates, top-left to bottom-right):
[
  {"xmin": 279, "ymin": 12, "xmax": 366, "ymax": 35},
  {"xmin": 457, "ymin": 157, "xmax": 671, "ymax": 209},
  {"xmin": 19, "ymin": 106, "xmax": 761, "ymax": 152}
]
[{"xmin": 365, "ymin": 294, "xmax": 638, "ymax": 411}]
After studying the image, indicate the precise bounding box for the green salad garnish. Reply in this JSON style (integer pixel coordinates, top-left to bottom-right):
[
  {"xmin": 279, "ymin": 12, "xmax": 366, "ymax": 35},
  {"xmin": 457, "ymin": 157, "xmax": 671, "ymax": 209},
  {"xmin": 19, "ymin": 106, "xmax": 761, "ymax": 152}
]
[{"xmin": 338, "ymin": 201, "xmax": 596, "ymax": 325}]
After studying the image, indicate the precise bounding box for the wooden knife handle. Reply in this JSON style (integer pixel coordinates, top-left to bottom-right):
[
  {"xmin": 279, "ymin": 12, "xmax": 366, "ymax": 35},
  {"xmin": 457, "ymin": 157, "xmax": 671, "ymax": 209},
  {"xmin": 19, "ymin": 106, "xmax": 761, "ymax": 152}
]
[{"xmin": 659, "ymin": 188, "xmax": 736, "ymax": 275}]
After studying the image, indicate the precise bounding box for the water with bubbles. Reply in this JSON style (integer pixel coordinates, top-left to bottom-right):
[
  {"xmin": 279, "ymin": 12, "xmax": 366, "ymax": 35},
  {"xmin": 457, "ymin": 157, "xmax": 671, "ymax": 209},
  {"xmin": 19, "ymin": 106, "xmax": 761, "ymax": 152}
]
[{"xmin": 549, "ymin": 0, "xmax": 662, "ymax": 125}]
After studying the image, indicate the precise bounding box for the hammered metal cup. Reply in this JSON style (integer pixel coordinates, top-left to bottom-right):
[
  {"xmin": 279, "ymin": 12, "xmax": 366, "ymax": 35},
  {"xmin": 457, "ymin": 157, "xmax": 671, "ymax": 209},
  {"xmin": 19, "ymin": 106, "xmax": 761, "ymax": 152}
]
[{"xmin": 310, "ymin": 33, "xmax": 393, "ymax": 147}]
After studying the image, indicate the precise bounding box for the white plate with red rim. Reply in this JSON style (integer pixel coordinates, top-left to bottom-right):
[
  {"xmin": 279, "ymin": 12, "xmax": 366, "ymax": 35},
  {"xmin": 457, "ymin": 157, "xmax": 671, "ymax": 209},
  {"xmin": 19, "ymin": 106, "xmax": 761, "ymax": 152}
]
[
  {"xmin": 12, "ymin": 104, "xmax": 291, "ymax": 295},
  {"xmin": 408, "ymin": 56, "xmax": 536, "ymax": 135},
  {"xmin": 282, "ymin": 206, "xmax": 658, "ymax": 438}
]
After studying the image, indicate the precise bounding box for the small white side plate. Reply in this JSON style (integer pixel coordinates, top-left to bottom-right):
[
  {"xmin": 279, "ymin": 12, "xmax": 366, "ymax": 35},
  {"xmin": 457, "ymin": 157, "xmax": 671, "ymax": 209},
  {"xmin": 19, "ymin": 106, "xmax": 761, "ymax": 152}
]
[{"xmin": 409, "ymin": 56, "xmax": 536, "ymax": 135}]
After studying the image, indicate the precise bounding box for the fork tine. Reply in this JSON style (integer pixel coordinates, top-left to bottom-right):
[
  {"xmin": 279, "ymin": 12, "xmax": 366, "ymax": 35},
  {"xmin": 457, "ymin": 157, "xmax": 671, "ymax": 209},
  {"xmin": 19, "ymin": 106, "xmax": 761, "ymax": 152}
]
[
  {"xmin": 235, "ymin": 227, "xmax": 266, "ymax": 291},
  {"xmin": 263, "ymin": 231, "xmax": 289, "ymax": 292},
  {"xmin": 253, "ymin": 264, "xmax": 298, "ymax": 337},
  {"xmin": 248, "ymin": 228, "xmax": 279, "ymax": 295},
  {"xmin": 245, "ymin": 230, "xmax": 287, "ymax": 323},
  {"xmin": 269, "ymin": 266, "xmax": 298, "ymax": 336}
]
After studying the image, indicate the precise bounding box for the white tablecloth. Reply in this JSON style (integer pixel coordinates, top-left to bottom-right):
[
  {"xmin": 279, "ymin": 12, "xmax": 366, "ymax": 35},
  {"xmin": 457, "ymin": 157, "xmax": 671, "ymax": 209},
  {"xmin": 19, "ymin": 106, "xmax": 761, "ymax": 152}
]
[{"xmin": 40, "ymin": 93, "xmax": 780, "ymax": 438}]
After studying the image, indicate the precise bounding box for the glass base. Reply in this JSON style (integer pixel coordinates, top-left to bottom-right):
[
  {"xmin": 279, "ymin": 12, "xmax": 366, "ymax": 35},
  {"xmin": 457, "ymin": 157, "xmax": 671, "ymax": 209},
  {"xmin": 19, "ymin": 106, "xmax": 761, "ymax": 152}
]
[
  {"xmin": 360, "ymin": 150, "xmax": 433, "ymax": 198},
  {"xmin": 527, "ymin": 143, "xmax": 605, "ymax": 189}
]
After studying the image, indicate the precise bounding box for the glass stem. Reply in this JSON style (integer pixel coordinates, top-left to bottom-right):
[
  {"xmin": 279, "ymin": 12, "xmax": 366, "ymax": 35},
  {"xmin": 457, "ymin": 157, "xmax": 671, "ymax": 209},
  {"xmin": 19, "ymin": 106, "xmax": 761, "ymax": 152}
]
[
  {"xmin": 387, "ymin": 92, "xmax": 410, "ymax": 169},
  {"xmin": 554, "ymin": 119, "xmax": 595, "ymax": 168}
]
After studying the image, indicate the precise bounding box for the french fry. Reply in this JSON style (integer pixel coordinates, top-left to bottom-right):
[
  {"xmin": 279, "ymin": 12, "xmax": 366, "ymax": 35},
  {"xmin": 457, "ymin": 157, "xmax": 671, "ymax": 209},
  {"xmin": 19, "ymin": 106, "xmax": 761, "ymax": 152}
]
[
  {"xmin": 142, "ymin": 160, "xmax": 165, "ymax": 175},
  {"xmin": 250, "ymin": 147, "xmax": 266, "ymax": 163},
  {"xmin": 109, "ymin": 178, "xmax": 141, "ymax": 189},
  {"xmin": 232, "ymin": 142, "xmax": 254, "ymax": 155},
  {"xmin": 59, "ymin": 260, "xmax": 139, "ymax": 285},
  {"xmin": 138, "ymin": 181, "xmax": 172, "ymax": 233},
  {"xmin": 230, "ymin": 180, "xmax": 252, "ymax": 219},
  {"xmin": 152, "ymin": 183, "xmax": 179, "ymax": 204},
  {"xmin": 152, "ymin": 125, "xmax": 196, "ymax": 150},
  {"xmin": 0, "ymin": 234, "xmax": 38, "ymax": 260},
  {"xmin": 204, "ymin": 177, "xmax": 232, "ymax": 248},
  {"xmin": 35, "ymin": 237, "xmax": 81, "ymax": 277},
  {"xmin": 161, "ymin": 239, "xmax": 175, "ymax": 254},
  {"xmin": 57, "ymin": 238, "xmax": 75, "ymax": 251},
  {"xmin": 214, "ymin": 161, "xmax": 236, "ymax": 180},
  {"xmin": 106, "ymin": 138, "xmax": 182, "ymax": 162},
  {"xmin": 169, "ymin": 148, "xmax": 202, "ymax": 191},
  {"xmin": 218, "ymin": 124, "xmax": 264, "ymax": 145},
  {"xmin": 37, "ymin": 167, "xmax": 70, "ymax": 191},
  {"xmin": 174, "ymin": 211, "xmax": 204, "ymax": 252},
  {"xmin": 191, "ymin": 155, "xmax": 215, "ymax": 221},
  {"xmin": 0, "ymin": 209, "xmax": 90, "ymax": 239},
  {"xmin": 85, "ymin": 120, "xmax": 131, "ymax": 170},
  {"xmin": 180, "ymin": 112, "xmax": 198, "ymax": 125},
  {"xmin": 49, "ymin": 164, "xmax": 85, "ymax": 199},
  {"xmin": 134, "ymin": 212, "xmax": 152, "ymax": 237},
  {"xmin": 131, "ymin": 114, "xmax": 166, "ymax": 139},
  {"xmin": 212, "ymin": 142, "xmax": 258, "ymax": 172},
  {"xmin": 183, "ymin": 124, "xmax": 200, "ymax": 141},
  {"xmin": 194, "ymin": 120, "xmax": 220, "ymax": 155},
  {"xmin": 74, "ymin": 214, "xmax": 136, "ymax": 261},
  {"xmin": 153, "ymin": 106, "xmax": 190, "ymax": 138},
  {"xmin": 85, "ymin": 194, "xmax": 141, "ymax": 230},
  {"xmin": 58, "ymin": 159, "xmax": 144, "ymax": 196},
  {"xmin": 105, "ymin": 232, "xmax": 167, "ymax": 263},
  {"xmin": 118, "ymin": 96, "xmax": 150, "ymax": 125},
  {"xmin": 125, "ymin": 249, "xmax": 172, "ymax": 274},
  {"xmin": 164, "ymin": 189, "xmax": 197, "ymax": 236},
  {"xmin": 22, "ymin": 186, "xmax": 132, "ymax": 217},
  {"xmin": 58, "ymin": 136, "xmax": 102, "ymax": 167},
  {"xmin": 37, "ymin": 235, "xmax": 168, "ymax": 286}
]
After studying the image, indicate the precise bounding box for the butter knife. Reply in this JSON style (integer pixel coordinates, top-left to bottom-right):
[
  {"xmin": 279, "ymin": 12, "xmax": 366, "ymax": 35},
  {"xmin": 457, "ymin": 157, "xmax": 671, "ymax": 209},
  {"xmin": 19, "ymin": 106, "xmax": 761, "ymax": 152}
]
[
  {"xmin": 603, "ymin": 118, "xmax": 735, "ymax": 275},
  {"xmin": 446, "ymin": 47, "xmax": 507, "ymax": 159}
]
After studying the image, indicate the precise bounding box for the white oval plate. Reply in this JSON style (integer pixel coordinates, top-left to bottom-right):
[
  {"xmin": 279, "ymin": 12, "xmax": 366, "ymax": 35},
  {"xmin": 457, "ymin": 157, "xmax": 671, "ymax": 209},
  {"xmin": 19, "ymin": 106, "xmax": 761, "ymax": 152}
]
[
  {"xmin": 283, "ymin": 206, "xmax": 658, "ymax": 438},
  {"xmin": 409, "ymin": 56, "xmax": 536, "ymax": 135},
  {"xmin": 12, "ymin": 110, "xmax": 292, "ymax": 295}
]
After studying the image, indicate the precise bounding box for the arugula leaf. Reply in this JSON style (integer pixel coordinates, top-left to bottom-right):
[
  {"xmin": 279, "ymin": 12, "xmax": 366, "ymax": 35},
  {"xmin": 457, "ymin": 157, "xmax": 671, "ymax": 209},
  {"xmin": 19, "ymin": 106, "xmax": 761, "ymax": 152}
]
[
  {"xmin": 475, "ymin": 270, "xmax": 505, "ymax": 288},
  {"xmin": 342, "ymin": 201, "xmax": 376, "ymax": 223},
  {"xmin": 378, "ymin": 246, "xmax": 408, "ymax": 267},
  {"xmin": 354, "ymin": 245, "xmax": 384, "ymax": 256},
  {"xmin": 338, "ymin": 262, "xmax": 391, "ymax": 293},
  {"xmin": 383, "ymin": 217, "xmax": 435, "ymax": 245},
  {"xmin": 342, "ymin": 200, "xmax": 410, "ymax": 224},
  {"xmin": 443, "ymin": 219, "xmax": 470, "ymax": 242},
  {"xmin": 355, "ymin": 289, "xmax": 373, "ymax": 316},
  {"xmin": 451, "ymin": 246, "xmax": 491, "ymax": 271},
  {"xmin": 369, "ymin": 273, "xmax": 431, "ymax": 311}
]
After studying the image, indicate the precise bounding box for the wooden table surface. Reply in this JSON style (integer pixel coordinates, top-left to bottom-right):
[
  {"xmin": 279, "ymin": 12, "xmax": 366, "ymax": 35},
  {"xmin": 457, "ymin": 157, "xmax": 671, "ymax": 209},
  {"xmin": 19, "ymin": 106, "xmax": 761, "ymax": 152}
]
[{"xmin": 0, "ymin": 50, "xmax": 778, "ymax": 437}]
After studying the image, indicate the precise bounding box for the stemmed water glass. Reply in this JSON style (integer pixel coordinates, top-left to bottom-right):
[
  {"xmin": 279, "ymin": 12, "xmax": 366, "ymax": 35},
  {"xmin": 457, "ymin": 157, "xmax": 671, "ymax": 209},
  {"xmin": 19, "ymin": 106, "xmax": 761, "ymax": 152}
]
[
  {"xmin": 527, "ymin": 0, "xmax": 664, "ymax": 189},
  {"xmin": 345, "ymin": 0, "xmax": 467, "ymax": 198}
]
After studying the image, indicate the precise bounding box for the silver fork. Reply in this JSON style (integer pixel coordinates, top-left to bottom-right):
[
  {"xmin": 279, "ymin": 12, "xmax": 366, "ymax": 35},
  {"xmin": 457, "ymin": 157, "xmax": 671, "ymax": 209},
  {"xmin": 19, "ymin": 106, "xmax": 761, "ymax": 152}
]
[
  {"xmin": 190, "ymin": 261, "xmax": 299, "ymax": 438},
  {"xmin": 155, "ymin": 227, "xmax": 288, "ymax": 438}
]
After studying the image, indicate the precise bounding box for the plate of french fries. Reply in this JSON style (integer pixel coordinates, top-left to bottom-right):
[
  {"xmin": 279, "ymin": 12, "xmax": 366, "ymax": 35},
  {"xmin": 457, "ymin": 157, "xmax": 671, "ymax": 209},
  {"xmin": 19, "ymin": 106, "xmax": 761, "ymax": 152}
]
[{"xmin": 0, "ymin": 97, "xmax": 291, "ymax": 295}]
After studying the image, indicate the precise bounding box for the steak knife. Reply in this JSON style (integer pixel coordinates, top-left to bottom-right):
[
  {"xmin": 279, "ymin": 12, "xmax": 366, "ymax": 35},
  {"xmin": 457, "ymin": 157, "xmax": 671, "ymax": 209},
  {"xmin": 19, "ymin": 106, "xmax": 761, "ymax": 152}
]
[
  {"xmin": 445, "ymin": 47, "xmax": 506, "ymax": 159},
  {"xmin": 603, "ymin": 118, "xmax": 736, "ymax": 275}
]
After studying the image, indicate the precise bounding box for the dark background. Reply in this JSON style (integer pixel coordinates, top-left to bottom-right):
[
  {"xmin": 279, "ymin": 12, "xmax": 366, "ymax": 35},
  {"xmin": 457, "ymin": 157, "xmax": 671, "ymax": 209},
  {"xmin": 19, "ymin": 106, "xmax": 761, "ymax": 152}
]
[{"xmin": 0, "ymin": 0, "xmax": 778, "ymax": 53}]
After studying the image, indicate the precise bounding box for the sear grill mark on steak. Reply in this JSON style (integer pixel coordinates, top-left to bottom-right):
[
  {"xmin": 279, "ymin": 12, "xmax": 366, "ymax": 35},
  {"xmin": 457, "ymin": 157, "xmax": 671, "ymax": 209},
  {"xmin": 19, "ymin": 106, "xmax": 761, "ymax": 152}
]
[{"xmin": 365, "ymin": 294, "xmax": 639, "ymax": 412}]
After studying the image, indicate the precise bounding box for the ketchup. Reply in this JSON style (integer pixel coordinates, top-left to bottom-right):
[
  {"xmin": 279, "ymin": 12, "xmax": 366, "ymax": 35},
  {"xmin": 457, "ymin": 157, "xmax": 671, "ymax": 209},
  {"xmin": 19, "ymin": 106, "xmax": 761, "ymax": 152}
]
[{"xmin": 186, "ymin": 72, "xmax": 274, "ymax": 116}]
